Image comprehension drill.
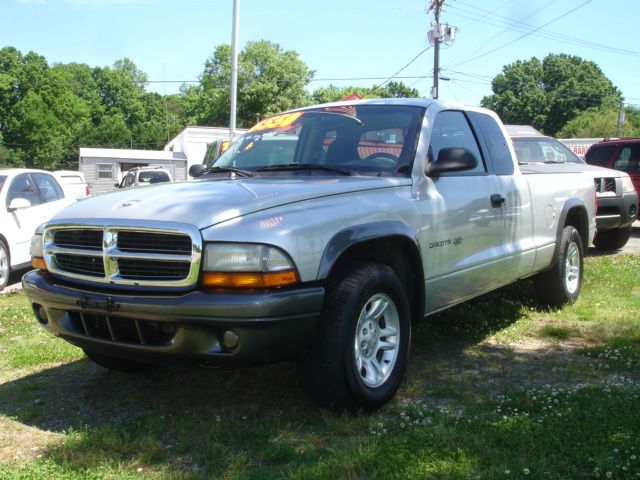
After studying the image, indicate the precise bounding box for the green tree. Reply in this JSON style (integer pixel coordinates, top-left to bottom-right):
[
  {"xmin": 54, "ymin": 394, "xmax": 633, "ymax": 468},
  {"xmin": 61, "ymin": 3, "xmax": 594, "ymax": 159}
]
[
  {"xmin": 558, "ymin": 105, "xmax": 640, "ymax": 138},
  {"xmin": 482, "ymin": 54, "xmax": 621, "ymax": 136},
  {"xmin": 193, "ymin": 40, "xmax": 314, "ymax": 128},
  {"xmin": 311, "ymin": 81, "xmax": 419, "ymax": 104}
]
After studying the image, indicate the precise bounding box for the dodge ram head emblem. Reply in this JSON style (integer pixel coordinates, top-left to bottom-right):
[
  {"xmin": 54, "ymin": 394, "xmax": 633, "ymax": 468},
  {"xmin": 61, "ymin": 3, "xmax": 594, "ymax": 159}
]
[{"xmin": 116, "ymin": 199, "xmax": 141, "ymax": 209}]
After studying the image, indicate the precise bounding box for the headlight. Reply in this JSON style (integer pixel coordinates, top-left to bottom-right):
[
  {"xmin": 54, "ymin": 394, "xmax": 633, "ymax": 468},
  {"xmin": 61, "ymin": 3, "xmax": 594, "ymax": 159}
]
[
  {"xmin": 29, "ymin": 228, "xmax": 46, "ymax": 270},
  {"xmin": 621, "ymin": 175, "xmax": 636, "ymax": 193},
  {"xmin": 202, "ymin": 243, "xmax": 298, "ymax": 288}
]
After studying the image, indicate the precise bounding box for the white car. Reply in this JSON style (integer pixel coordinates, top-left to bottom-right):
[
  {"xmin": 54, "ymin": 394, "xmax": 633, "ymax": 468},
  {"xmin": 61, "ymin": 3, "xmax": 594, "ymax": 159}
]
[
  {"xmin": 0, "ymin": 169, "xmax": 76, "ymax": 289},
  {"xmin": 55, "ymin": 170, "xmax": 90, "ymax": 200}
]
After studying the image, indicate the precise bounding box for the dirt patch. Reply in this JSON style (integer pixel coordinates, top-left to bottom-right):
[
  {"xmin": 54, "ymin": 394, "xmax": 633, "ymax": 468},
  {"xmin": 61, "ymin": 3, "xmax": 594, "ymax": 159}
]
[{"xmin": 0, "ymin": 417, "xmax": 63, "ymax": 463}]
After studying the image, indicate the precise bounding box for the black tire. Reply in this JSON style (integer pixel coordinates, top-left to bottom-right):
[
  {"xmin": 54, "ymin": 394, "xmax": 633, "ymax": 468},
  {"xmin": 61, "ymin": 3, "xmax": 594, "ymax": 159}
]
[
  {"xmin": 593, "ymin": 226, "xmax": 632, "ymax": 250},
  {"xmin": 0, "ymin": 239, "xmax": 9, "ymax": 290},
  {"xmin": 83, "ymin": 349, "xmax": 150, "ymax": 373},
  {"xmin": 299, "ymin": 263, "xmax": 411, "ymax": 412},
  {"xmin": 534, "ymin": 225, "xmax": 584, "ymax": 308}
]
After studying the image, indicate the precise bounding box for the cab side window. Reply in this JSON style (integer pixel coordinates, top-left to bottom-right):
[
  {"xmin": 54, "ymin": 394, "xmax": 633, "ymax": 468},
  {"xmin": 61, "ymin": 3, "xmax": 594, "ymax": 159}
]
[
  {"xmin": 614, "ymin": 145, "xmax": 640, "ymax": 173},
  {"xmin": 6, "ymin": 174, "xmax": 38, "ymax": 208},
  {"xmin": 32, "ymin": 173, "xmax": 64, "ymax": 203},
  {"xmin": 429, "ymin": 111, "xmax": 485, "ymax": 174}
]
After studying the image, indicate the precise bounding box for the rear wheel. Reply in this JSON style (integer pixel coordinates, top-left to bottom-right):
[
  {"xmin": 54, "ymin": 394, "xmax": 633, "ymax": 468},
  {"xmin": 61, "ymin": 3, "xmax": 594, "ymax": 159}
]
[
  {"xmin": 83, "ymin": 349, "xmax": 150, "ymax": 373},
  {"xmin": 593, "ymin": 226, "xmax": 632, "ymax": 250},
  {"xmin": 534, "ymin": 225, "xmax": 584, "ymax": 307},
  {"xmin": 299, "ymin": 263, "xmax": 410, "ymax": 412},
  {"xmin": 0, "ymin": 239, "xmax": 10, "ymax": 290}
]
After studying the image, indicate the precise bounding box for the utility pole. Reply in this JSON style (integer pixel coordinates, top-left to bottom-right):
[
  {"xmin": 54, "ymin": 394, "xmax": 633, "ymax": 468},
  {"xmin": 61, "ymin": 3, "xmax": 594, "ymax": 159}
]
[
  {"xmin": 427, "ymin": 1, "xmax": 456, "ymax": 99},
  {"xmin": 229, "ymin": 0, "xmax": 240, "ymax": 140},
  {"xmin": 616, "ymin": 100, "xmax": 624, "ymax": 136},
  {"xmin": 428, "ymin": 0, "xmax": 445, "ymax": 99}
]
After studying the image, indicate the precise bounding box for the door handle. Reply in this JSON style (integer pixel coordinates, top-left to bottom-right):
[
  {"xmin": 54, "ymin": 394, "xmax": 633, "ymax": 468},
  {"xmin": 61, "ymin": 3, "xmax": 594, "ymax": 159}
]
[{"xmin": 490, "ymin": 194, "xmax": 506, "ymax": 208}]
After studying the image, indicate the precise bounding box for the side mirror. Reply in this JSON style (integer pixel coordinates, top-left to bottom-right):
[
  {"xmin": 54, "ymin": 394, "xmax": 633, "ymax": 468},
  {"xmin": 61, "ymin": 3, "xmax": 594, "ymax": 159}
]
[
  {"xmin": 189, "ymin": 164, "xmax": 206, "ymax": 178},
  {"xmin": 8, "ymin": 198, "xmax": 32, "ymax": 211},
  {"xmin": 426, "ymin": 148, "xmax": 478, "ymax": 177}
]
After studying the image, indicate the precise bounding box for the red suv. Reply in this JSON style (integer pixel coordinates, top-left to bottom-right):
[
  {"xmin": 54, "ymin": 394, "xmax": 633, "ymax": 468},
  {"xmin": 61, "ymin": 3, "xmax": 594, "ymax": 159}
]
[{"xmin": 585, "ymin": 138, "xmax": 640, "ymax": 196}]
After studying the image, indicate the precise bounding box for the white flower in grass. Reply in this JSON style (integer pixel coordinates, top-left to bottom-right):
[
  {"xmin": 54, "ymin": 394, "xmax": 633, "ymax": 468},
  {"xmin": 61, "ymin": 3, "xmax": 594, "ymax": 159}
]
[{"xmin": 523, "ymin": 468, "xmax": 530, "ymax": 475}]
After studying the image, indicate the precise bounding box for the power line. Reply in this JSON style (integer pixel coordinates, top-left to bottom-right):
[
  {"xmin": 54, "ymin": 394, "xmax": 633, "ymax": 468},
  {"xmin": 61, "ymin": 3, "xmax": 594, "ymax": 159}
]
[
  {"xmin": 448, "ymin": 2, "xmax": 640, "ymax": 58},
  {"xmin": 375, "ymin": 46, "xmax": 432, "ymax": 89},
  {"xmin": 450, "ymin": 0, "xmax": 561, "ymax": 66},
  {"xmin": 444, "ymin": 0, "xmax": 593, "ymax": 70}
]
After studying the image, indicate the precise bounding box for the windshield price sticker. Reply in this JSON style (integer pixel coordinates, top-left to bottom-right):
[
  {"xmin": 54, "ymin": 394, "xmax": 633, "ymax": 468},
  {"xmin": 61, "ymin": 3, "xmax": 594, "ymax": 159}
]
[{"xmin": 249, "ymin": 112, "xmax": 303, "ymax": 132}]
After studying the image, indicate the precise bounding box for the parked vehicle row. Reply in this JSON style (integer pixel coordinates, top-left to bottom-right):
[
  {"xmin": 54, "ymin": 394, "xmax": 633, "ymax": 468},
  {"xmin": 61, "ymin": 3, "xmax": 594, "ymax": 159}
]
[
  {"xmin": 0, "ymin": 169, "xmax": 77, "ymax": 289},
  {"xmin": 507, "ymin": 126, "xmax": 638, "ymax": 250}
]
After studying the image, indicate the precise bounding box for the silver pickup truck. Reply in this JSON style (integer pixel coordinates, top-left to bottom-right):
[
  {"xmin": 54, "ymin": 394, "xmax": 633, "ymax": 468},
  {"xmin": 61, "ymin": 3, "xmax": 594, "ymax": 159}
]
[{"xmin": 23, "ymin": 99, "xmax": 596, "ymax": 411}]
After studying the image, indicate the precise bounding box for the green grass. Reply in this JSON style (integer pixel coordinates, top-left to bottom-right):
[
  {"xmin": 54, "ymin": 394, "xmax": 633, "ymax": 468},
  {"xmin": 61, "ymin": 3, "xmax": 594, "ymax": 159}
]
[{"xmin": 1, "ymin": 254, "xmax": 639, "ymax": 479}]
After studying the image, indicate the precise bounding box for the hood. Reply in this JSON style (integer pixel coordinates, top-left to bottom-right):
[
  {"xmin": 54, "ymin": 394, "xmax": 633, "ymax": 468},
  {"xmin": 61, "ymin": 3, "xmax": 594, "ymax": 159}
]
[
  {"xmin": 51, "ymin": 177, "xmax": 410, "ymax": 230},
  {"xmin": 573, "ymin": 163, "xmax": 627, "ymax": 178}
]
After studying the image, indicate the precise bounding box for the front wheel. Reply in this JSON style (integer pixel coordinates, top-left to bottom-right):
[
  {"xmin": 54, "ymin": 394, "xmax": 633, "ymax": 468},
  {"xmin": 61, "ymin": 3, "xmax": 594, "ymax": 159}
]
[
  {"xmin": 0, "ymin": 239, "xmax": 9, "ymax": 290},
  {"xmin": 299, "ymin": 263, "xmax": 411, "ymax": 412},
  {"xmin": 534, "ymin": 225, "xmax": 584, "ymax": 307}
]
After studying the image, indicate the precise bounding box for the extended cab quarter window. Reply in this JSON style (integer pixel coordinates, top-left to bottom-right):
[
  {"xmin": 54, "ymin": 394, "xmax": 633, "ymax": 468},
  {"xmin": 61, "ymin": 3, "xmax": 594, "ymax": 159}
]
[
  {"xmin": 428, "ymin": 111, "xmax": 485, "ymax": 174},
  {"xmin": 469, "ymin": 112, "xmax": 514, "ymax": 175}
]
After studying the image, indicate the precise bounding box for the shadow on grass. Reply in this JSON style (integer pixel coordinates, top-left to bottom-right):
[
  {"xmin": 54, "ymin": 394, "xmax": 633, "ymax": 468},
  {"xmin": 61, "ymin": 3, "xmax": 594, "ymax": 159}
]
[
  {"xmin": 0, "ymin": 279, "xmax": 540, "ymax": 431},
  {"xmin": 0, "ymin": 279, "xmax": 599, "ymax": 477}
]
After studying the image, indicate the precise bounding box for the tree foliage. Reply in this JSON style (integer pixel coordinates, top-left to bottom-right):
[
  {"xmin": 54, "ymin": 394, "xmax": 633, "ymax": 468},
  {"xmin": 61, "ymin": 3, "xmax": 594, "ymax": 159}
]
[
  {"xmin": 311, "ymin": 81, "xmax": 419, "ymax": 104},
  {"xmin": 185, "ymin": 40, "xmax": 315, "ymax": 128},
  {"xmin": 558, "ymin": 106, "xmax": 640, "ymax": 138},
  {"xmin": 0, "ymin": 47, "xmax": 181, "ymax": 169},
  {"xmin": 481, "ymin": 54, "xmax": 621, "ymax": 136}
]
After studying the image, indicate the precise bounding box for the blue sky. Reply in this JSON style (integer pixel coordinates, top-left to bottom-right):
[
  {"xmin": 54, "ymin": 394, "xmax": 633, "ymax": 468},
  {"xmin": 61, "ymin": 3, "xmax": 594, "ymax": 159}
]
[{"xmin": 1, "ymin": 0, "xmax": 639, "ymax": 109}]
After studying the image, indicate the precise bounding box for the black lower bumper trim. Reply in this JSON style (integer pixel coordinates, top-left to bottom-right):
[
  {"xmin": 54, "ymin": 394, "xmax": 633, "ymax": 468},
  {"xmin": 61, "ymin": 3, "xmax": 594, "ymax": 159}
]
[{"xmin": 22, "ymin": 270, "xmax": 324, "ymax": 365}]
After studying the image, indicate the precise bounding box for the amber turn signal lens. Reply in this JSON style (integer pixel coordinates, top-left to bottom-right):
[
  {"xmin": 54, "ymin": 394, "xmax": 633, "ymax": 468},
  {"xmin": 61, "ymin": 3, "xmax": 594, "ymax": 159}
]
[
  {"xmin": 31, "ymin": 257, "xmax": 47, "ymax": 271},
  {"xmin": 202, "ymin": 270, "xmax": 298, "ymax": 288}
]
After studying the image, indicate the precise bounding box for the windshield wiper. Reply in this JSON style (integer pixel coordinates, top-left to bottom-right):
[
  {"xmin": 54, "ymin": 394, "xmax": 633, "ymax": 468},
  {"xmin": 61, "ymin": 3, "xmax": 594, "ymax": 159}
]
[
  {"xmin": 201, "ymin": 166, "xmax": 257, "ymax": 177},
  {"xmin": 256, "ymin": 163, "xmax": 357, "ymax": 176}
]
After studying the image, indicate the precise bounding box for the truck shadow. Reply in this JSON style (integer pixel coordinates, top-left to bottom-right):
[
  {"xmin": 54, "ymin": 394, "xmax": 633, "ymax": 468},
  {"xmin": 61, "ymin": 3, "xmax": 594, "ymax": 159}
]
[
  {"xmin": 0, "ymin": 278, "xmax": 604, "ymax": 476},
  {"xmin": 0, "ymin": 281, "xmax": 536, "ymax": 434}
]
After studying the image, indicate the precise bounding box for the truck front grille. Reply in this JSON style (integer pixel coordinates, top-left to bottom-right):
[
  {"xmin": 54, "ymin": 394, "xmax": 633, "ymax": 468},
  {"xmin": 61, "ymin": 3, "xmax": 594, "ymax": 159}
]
[
  {"xmin": 54, "ymin": 229, "xmax": 103, "ymax": 250},
  {"xmin": 56, "ymin": 253, "xmax": 105, "ymax": 277},
  {"xmin": 69, "ymin": 312, "xmax": 176, "ymax": 345},
  {"xmin": 594, "ymin": 177, "xmax": 617, "ymax": 195},
  {"xmin": 117, "ymin": 231, "xmax": 192, "ymax": 255},
  {"xmin": 118, "ymin": 259, "xmax": 191, "ymax": 280},
  {"xmin": 43, "ymin": 224, "xmax": 201, "ymax": 288}
]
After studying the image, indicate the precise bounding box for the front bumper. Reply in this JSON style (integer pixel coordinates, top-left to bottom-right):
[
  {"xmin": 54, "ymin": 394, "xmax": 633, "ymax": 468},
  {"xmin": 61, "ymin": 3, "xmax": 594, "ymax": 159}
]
[
  {"xmin": 22, "ymin": 270, "xmax": 324, "ymax": 366},
  {"xmin": 595, "ymin": 191, "xmax": 638, "ymax": 231}
]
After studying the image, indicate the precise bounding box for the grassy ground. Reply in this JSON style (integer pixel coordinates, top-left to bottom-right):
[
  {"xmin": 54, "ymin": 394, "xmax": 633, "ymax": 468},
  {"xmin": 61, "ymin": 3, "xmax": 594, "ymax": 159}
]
[{"xmin": 0, "ymin": 254, "xmax": 638, "ymax": 479}]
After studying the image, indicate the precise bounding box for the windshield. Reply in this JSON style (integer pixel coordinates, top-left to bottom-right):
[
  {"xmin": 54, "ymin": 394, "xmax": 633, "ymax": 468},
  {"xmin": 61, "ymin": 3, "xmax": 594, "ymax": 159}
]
[
  {"xmin": 138, "ymin": 171, "xmax": 170, "ymax": 184},
  {"xmin": 512, "ymin": 137, "xmax": 584, "ymax": 164},
  {"xmin": 214, "ymin": 105, "xmax": 424, "ymax": 177}
]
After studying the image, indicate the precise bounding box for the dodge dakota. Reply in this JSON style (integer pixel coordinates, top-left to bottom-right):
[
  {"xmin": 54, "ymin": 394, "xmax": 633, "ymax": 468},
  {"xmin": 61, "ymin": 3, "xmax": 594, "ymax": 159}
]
[{"xmin": 24, "ymin": 99, "xmax": 596, "ymax": 411}]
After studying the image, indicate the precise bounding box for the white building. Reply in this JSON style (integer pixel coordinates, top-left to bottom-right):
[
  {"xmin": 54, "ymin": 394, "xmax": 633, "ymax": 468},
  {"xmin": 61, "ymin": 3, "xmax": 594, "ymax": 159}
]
[
  {"xmin": 79, "ymin": 148, "xmax": 188, "ymax": 195},
  {"xmin": 164, "ymin": 126, "xmax": 247, "ymax": 169}
]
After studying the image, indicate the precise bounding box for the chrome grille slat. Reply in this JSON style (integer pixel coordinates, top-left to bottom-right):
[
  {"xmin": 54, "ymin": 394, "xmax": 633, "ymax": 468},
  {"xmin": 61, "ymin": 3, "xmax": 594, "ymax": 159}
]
[{"xmin": 44, "ymin": 223, "xmax": 201, "ymax": 288}]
